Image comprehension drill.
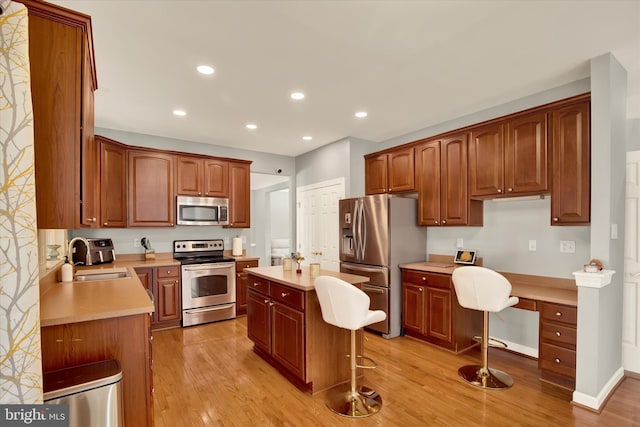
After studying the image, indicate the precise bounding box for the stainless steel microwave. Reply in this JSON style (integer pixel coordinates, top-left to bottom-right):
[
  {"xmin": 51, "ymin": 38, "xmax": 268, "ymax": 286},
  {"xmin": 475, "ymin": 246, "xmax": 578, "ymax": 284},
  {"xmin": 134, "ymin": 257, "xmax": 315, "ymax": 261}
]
[{"xmin": 176, "ymin": 196, "xmax": 229, "ymax": 226}]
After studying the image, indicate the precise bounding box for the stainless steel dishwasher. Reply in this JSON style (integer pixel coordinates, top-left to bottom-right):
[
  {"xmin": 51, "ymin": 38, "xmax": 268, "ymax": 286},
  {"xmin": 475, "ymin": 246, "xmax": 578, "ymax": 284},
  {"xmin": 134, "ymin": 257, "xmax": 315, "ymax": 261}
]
[{"xmin": 43, "ymin": 359, "xmax": 123, "ymax": 427}]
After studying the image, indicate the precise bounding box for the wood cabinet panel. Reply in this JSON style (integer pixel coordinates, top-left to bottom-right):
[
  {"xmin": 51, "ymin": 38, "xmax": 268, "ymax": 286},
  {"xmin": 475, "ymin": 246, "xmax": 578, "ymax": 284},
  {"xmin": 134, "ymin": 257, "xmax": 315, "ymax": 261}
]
[
  {"xmin": 441, "ymin": 134, "xmax": 482, "ymax": 226},
  {"xmin": 156, "ymin": 277, "xmax": 181, "ymax": 323},
  {"xmin": 469, "ymin": 124, "xmax": 504, "ymax": 197},
  {"xmin": 227, "ymin": 161, "xmax": 251, "ymax": 228},
  {"xmin": 247, "ymin": 289, "xmax": 271, "ymax": 353},
  {"xmin": 128, "ymin": 150, "xmax": 175, "ymax": 227},
  {"xmin": 365, "ymin": 147, "xmax": 415, "ymax": 194},
  {"xmin": 550, "ymin": 101, "xmax": 590, "ymax": 225},
  {"xmin": 80, "ymin": 51, "xmax": 99, "ymax": 227},
  {"xmin": 29, "ymin": 15, "xmax": 82, "ymax": 229},
  {"xmin": 539, "ymin": 301, "xmax": 577, "ymax": 389},
  {"xmin": 506, "ymin": 112, "xmax": 548, "ymax": 194},
  {"xmin": 99, "ymin": 138, "xmax": 127, "ymax": 227},
  {"xmin": 41, "ymin": 315, "xmax": 153, "ymax": 427},
  {"xmin": 204, "ymin": 158, "xmax": 229, "ymax": 197},
  {"xmin": 271, "ymin": 302, "xmax": 305, "ymax": 380},
  {"xmin": 416, "ymin": 140, "xmax": 441, "ymax": 225},
  {"xmin": 176, "ymin": 156, "xmax": 202, "ymax": 196},
  {"xmin": 236, "ymin": 260, "xmax": 259, "ymax": 316},
  {"xmin": 401, "ymin": 269, "xmax": 480, "ymax": 352}
]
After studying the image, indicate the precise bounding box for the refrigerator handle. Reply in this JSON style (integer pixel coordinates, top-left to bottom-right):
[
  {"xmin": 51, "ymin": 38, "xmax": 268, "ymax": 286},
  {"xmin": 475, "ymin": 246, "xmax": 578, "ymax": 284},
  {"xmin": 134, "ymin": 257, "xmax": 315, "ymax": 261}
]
[
  {"xmin": 360, "ymin": 198, "xmax": 366, "ymax": 261},
  {"xmin": 354, "ymin": 199, "xmax": 362, "ymax": 262}
]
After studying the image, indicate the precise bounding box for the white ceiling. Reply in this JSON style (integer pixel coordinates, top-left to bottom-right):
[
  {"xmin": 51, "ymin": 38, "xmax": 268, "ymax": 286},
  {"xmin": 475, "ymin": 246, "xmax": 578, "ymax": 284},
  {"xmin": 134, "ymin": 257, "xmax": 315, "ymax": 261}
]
[{"xmin": 52, "ymin": 0, "xmax": 640, "ymax": 157}]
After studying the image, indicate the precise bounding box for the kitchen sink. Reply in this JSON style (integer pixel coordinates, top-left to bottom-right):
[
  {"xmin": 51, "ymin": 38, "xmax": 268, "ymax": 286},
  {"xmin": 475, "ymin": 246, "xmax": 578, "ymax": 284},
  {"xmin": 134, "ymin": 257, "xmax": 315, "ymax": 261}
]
[{"xmin": 74, "ymin": 267, "xmax": 131, "ymax": 281}]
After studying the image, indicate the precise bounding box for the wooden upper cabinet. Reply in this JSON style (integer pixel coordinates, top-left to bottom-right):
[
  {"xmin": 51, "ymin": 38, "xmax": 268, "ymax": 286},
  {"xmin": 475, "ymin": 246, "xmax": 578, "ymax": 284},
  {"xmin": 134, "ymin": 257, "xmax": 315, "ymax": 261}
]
[
  {"xmin": 550, "ymin": 101, "xmax": 590, "ymax": 225},
  {"xmin": 365, "ymin": 147, "xmax": 415, "ymax": 195},
  {"xmin": 441, "ymin": 134, "xmax": 482, "ymax": 226},
  {"xmin": 416, "ymin": 140, "xmax": 441, "ymax": 225},
  {"xmin": 204, "ymin": 158, "xmax": 229, "ymax": 197},
  {"xmin": 469, "ymin": 124, "xmax": 504, "ymax": 197},
  {"xmin": 176, "ymin": 156, "xmax": 229, "ymax": 197},
  {"xmin": 128, "ymin": 150, "xmax": 175, "ymax": 227},
  {"xmin": 27, "ymin": 2, "xmax": 98, "ymax": 229},
  {"xmin": 176, "ymin": 156, "xmax": 203, "ymax": 196},
  {"xmin": 469, "ymin": 111, "xmax": 548, "ymax": 198},
  {"xmin": 227, "ymin": 161, "xmax": 251, "ymax": 228},
  {"xmin": 99, "ymin": 137, "xmax": 127, "ymax": 228},
  {"xmin": 416, "ymin": 134, "xmax": 482, "ymax": 226}
]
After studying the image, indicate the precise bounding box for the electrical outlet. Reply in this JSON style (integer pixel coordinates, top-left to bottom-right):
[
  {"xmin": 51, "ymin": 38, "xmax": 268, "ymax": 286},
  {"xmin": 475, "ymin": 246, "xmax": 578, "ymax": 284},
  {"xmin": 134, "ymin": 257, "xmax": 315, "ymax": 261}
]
[
  {"xmin": 134, "ymin": 238, "xmax": 141, "ymax": 248},
  {"xmin": 528, "ymin": 240, "xmax": 536, "ymax": 251},
  {"xmin": 456, "ymin": 238, "xmax": 463, "ymax": 248},
  {"xmin": 559, "ymin": 240, "xmax": 575, "ymax": 253}
]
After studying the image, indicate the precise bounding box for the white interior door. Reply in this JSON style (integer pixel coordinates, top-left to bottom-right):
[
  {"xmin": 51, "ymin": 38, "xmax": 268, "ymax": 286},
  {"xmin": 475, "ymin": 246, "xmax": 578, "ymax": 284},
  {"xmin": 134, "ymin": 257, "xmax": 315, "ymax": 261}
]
[
  {"xmin": 624, "ymin": 150, "xmax": 640, "ymax": 373},
  {"xmin": 296, "ymin": 178, "xmax": 345, "ymax": 272}
]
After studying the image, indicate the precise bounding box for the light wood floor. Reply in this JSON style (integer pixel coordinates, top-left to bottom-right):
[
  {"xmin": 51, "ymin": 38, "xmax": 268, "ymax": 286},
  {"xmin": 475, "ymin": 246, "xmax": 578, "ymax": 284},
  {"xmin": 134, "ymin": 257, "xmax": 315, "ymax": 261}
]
[{"xmin": 152, "ymin": 317, "xmax": 640, "ymax": 426}]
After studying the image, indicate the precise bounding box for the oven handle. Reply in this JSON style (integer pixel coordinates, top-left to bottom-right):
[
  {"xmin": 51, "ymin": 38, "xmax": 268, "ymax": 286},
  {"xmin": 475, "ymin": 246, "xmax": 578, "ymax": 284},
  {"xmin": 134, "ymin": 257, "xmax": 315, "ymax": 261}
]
[
  {"xmin": 184, "ymin": 303, "xmax": 235, "ymax": 314},
  {"xmin": 183, "ymin": 264, "xmax": 234, "ymax": 272}
]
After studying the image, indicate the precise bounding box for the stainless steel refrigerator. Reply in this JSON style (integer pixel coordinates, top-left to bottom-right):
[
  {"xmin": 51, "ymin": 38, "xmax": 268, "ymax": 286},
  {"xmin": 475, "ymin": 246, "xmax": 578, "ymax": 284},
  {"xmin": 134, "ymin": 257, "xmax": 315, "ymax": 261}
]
[{"xmin": 339, "ymin": 194, "xmax": 426, "ymax": 338}]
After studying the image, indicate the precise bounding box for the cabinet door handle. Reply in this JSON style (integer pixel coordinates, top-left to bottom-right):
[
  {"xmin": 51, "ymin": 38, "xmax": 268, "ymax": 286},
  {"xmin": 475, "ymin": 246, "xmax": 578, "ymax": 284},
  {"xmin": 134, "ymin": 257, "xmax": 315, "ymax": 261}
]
[
  {"xmin": 507, "ymin": 187, "xmax": 513, "ymax": 192},
  {"xmin": 419, "ymin": 287, "xmax": 423, "ymax": 292},
  {"xmin": 554, "ymin": 358, "xmax": 561, "ymax": 364},
  {"xmin": 497, "ymin": 188, "xmax": 502, "ymax": 193},
  {"xmin": 555, "ymin": 311, "xmax": 562, "ymax": 317},
  {"xmin": 442, "ymin": 220, "xmax": 446, "ymax": 224},
  {"xmin": 434, "ymin": 220, "xmax": 439, "ymax": 224},
  {"xmin": 103, "ymin": 222, "xmax": 108, "ymax": 226},
  {"xmin": 421, "ymin": 277, "xmax": 426, "ymax": 281},
  {"xmin": 87, "ymin": 217, "xmax": 96, "ymax": 222},
  {"xmin": 555, "ymin": 331, "xmax": 561, "ymax": 337},
  {"xmin": 281, "ymin": 292, "xmax": 288, "ymax": 297},
  {"xmin": 264, "ymin": 299, "xmax": 269, "ymax": 304},
  {"xmin": 553, "ymin": 217, "xmax": 559, "ymax": 222}
]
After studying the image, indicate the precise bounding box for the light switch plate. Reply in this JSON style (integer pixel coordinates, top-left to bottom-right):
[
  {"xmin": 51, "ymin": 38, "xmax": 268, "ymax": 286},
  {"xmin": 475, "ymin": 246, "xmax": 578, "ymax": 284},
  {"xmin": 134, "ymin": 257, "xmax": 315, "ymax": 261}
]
[
  {"xmin": 528, "ymin": 240, "xmax": 536, "ymax": 251},
  {"xmin": 456, "ymin": 238, "xmax": 463, "ymax": 248}
]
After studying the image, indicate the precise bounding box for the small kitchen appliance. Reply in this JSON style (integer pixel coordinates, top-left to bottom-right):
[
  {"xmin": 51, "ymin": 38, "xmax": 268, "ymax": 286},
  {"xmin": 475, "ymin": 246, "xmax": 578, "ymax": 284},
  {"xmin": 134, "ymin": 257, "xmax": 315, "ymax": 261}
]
[
  {"xmin": 173, "ymin": 239, "xmax": 236, "ymax": 326},
  {"xmin": 70, "ymin": 238, "xmax": 116, "ymax": 266}
]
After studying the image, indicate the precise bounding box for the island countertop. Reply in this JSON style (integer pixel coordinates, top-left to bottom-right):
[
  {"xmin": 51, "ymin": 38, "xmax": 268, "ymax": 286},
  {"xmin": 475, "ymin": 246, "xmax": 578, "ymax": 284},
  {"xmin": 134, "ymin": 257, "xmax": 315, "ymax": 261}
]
[{"xmin": 244, "ymin": 266, "xmax": 369, "ymax": 291}]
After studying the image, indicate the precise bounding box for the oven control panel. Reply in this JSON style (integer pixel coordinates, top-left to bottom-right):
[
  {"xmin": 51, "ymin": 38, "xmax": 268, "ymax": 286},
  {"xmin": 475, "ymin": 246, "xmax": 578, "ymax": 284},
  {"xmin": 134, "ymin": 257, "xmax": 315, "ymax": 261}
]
[{"xmin": 174, "ymin": 239, "xmax": 224, "ymax": 253}]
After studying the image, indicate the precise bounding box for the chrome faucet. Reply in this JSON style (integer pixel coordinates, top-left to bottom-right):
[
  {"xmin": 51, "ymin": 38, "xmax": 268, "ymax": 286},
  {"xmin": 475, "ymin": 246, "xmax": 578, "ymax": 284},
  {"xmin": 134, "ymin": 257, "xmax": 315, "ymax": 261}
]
[{"xmin": 67, "ymin": 237, "xmax": 92, "ymax": 266}]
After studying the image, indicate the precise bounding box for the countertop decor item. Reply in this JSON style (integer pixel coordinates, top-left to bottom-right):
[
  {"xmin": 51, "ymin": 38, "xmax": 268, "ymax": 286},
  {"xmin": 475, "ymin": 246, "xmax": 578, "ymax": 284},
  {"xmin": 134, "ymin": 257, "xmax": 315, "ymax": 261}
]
[
  {"xmin": 47, "ymin": 244, "xmax": 61, "ymax": 260},
  {"xmin": 310, "ymin": 263, "xmax": 320, "ymax": 278},
  {"xmin": 232, "ymin": 236, "xmax": 243, "ymax": 256},
  {"xmin": 293, "ymin": 252, "xmax": 305, "ymax": 274}
]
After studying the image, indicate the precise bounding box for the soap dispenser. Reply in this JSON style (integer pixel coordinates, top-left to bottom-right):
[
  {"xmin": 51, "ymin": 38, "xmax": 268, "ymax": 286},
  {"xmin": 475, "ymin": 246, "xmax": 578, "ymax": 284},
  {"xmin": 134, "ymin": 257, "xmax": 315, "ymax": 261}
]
[{"xmin": 61, "ymin": 256, "xmax": 73, "ymax": 282}]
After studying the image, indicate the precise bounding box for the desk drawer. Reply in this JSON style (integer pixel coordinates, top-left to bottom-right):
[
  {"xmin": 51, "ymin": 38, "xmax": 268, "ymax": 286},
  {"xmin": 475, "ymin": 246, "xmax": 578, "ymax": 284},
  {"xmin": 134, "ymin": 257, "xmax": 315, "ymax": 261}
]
[
  {"xmin": 236, "ymin": 260, "xmax": 258, "ymax": 271},
  {"xmin": 513, "ymin": 298, "xmax": 537, "ymax": 311},
  {"xmin": 540, "ymin": 343, "xmax": 576, "ymax": 378},
  {"xmin": 270, "ymin": 283, "xmax": 304, "ymax": 311},
  {"xmin": 541, "ymin": 322, "xmax": 576, "ymax": 348},
  {"xmin": 402, "ymin": 270, "xmax": 451, "ymax": 289},
  {"xmin": 541, "ymin": 302, "xmax": 576, "ymax": 325},
  {"xmin": 248, "ymin": 275, "xmax": 270, "ymax": 296}
]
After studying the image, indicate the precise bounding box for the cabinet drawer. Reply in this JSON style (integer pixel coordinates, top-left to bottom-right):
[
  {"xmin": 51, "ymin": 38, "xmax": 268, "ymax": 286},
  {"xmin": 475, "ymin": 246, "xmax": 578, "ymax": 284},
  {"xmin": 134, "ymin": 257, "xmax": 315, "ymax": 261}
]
[
  {"xmin": 236, "ymin": 260, "xmax": 258, "ymax": 271},
  {"xmin": 541, "ymin": 322, "xmax": 576, "ymax": 348},
  {"xmin": 248, "ymin": 275, "xmax": 270, "ymax": 295},
  {"xmin": 513, "ymin": 298, "xmax": 537, "ymax": 311},
  {"xmin": 541, "ymin": 302, "xmax": 577, "ymax": 325},
  {"xmin": 271, "ymin": 283, "xmax": 304, "ymax": 311},
  {"xmin": 157, "ymin": 265, "xmax": 180, "ymax": 278},
  {"xmin": 540, "ymin": 342, "xmax": 576, "ymax": 378},
  {"xmin": 402, "ymin": 270, "xmax": 451, "ymax": 289}
]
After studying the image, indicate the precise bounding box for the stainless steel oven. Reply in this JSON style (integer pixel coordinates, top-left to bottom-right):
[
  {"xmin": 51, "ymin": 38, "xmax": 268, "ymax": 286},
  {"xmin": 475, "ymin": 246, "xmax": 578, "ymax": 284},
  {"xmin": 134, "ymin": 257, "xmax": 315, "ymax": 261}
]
[{"xmin": 174, "ymin": 239, "xmax": 236, "ymax": 327}]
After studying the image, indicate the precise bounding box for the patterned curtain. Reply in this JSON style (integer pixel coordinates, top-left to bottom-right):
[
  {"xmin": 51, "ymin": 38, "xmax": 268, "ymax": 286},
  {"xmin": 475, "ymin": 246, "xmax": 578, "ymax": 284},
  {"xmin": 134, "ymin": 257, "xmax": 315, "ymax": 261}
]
[{"xmin": 0, "ymin": 1, "xmax": 43, "ymax": 404}]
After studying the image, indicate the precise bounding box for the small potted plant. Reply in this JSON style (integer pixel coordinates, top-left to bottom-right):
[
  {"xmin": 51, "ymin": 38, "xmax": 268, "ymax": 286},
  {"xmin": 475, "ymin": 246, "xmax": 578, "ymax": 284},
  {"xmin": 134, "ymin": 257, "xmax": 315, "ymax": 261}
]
[{"xmin": 293, "ymin": 252, "xmax": 305, "ymax": 274}]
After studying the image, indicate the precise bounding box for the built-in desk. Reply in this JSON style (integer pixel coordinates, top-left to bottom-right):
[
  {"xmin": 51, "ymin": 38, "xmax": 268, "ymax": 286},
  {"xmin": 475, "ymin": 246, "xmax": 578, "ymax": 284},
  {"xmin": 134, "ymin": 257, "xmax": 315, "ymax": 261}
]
[{"xmin": 399, "ymin": 260, "xmax": 578, "ymax": 397}]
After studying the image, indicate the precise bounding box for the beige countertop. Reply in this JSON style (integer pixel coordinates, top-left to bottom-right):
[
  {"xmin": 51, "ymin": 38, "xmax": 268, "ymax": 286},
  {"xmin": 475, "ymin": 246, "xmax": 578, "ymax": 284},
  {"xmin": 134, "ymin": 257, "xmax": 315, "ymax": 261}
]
[
  {"xmin": 245, "ymin": 265, "xmax": 369, "ymax": 291},
  {"xmin": 39, "ymin": 257, "xmax": 179, "ymax": 328},
  {"xmin": 399, "ymin": 262, "xmax": 577, "ymax": 307}
]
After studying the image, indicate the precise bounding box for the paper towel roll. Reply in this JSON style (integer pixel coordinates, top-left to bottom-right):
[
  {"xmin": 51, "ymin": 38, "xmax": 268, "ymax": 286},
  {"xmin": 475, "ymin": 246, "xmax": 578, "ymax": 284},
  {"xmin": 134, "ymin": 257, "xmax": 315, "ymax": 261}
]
[{"xmin": 232, "ymin": 237, "xmax": 243, "ymax": 256}]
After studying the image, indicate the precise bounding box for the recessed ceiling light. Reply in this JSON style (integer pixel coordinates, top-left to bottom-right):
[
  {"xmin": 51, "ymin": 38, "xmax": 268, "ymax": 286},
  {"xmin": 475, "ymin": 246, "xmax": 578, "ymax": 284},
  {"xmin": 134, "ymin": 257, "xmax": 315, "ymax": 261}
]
[
  {"xmin": 290, "ymin": 92, "xmax": 305, "ymax": 100},
  {"xmin": 173, "ymin": 109, "xmax": 187, "ymax": 117},
  {"xmin": 303, "ymin": 136, "xmax": 312, "ymax": 141},
  {"xmin": 355, "ymin": 111, "xmax": 368, "ymax": 118},
  {"xmin": 246, "ymin": 123, "xmax": 257, "ymax": 130},
  {"xmin": 197, "ymin": 65, "xmax": 215, "ymax": 75}
]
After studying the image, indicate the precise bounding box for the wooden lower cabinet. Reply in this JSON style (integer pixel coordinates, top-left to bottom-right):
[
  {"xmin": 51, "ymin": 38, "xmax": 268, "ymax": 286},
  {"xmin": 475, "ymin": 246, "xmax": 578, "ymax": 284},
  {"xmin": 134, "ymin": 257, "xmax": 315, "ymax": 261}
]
[
  {"xmin": 135, "ymin": 265, "xmax": 181, "ymax": 329},
  {"xmin": 401, "ymin": 269, "xmax": 481, "ymax": 352},
  {"xmin": 40, "ymin": 314, "xmax": 153, "ymax": 427},
  {"xmin": 246, "ymin": 273, "xmax": 359, "ymax": 393},
  {"xmin": 236, "ymin": 259, "xmax": 259, "ymax": 315},
  {"xmin": 539, "ymin": 302, "xmax": 577, "ymax": 393}
]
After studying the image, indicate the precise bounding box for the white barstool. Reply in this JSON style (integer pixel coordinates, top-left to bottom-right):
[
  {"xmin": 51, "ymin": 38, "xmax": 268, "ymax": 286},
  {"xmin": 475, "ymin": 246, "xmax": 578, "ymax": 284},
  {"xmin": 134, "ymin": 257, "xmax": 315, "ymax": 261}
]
[
  {"xmin": 314, "ymin": 276, "xmax": 387, "ymax": 417},
  {"xmin": 452, "ymin": 266, "xmax": 519, "ymax": 389}
]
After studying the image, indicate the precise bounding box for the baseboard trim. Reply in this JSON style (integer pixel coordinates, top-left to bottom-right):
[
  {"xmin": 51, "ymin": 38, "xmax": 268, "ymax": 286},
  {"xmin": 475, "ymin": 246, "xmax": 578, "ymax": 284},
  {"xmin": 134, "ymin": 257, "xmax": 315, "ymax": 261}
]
[
  {"xmin": 572, "ymin": 367, "xmax": 625, "ymax": 411},
  {"xmin": 498, "ymin": 339, "xmax": 538, "ymax": 359}
]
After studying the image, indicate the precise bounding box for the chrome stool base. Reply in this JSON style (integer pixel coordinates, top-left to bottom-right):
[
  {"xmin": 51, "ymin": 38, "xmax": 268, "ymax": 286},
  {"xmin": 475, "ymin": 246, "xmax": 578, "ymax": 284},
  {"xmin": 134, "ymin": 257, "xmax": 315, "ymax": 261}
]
[
  {"xmin": 458, "ymin": 365, "xmax": 514, "ymax": 389},
  {"xmin": 324, "ymin": 385, "xmax": 382, "ymax": 418}
]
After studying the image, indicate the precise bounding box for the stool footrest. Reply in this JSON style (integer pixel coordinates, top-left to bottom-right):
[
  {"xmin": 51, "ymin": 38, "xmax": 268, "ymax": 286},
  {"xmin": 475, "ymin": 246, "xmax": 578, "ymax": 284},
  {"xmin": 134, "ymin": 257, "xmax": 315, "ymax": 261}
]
[
  {"xmin": 355, "ymin": 355, "xmax": 377, "ymax": 370},
  {"xmin": 472, "ymin": 336, "xmax": 509, "ymax": 349}
]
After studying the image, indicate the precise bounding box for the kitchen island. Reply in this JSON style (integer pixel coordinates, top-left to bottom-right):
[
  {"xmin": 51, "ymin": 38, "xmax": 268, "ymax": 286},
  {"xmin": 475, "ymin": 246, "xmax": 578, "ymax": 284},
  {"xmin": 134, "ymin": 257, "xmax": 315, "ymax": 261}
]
[{"xmin": 244, "ymin": 266, "xmax": 369, "ymax": 394}]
